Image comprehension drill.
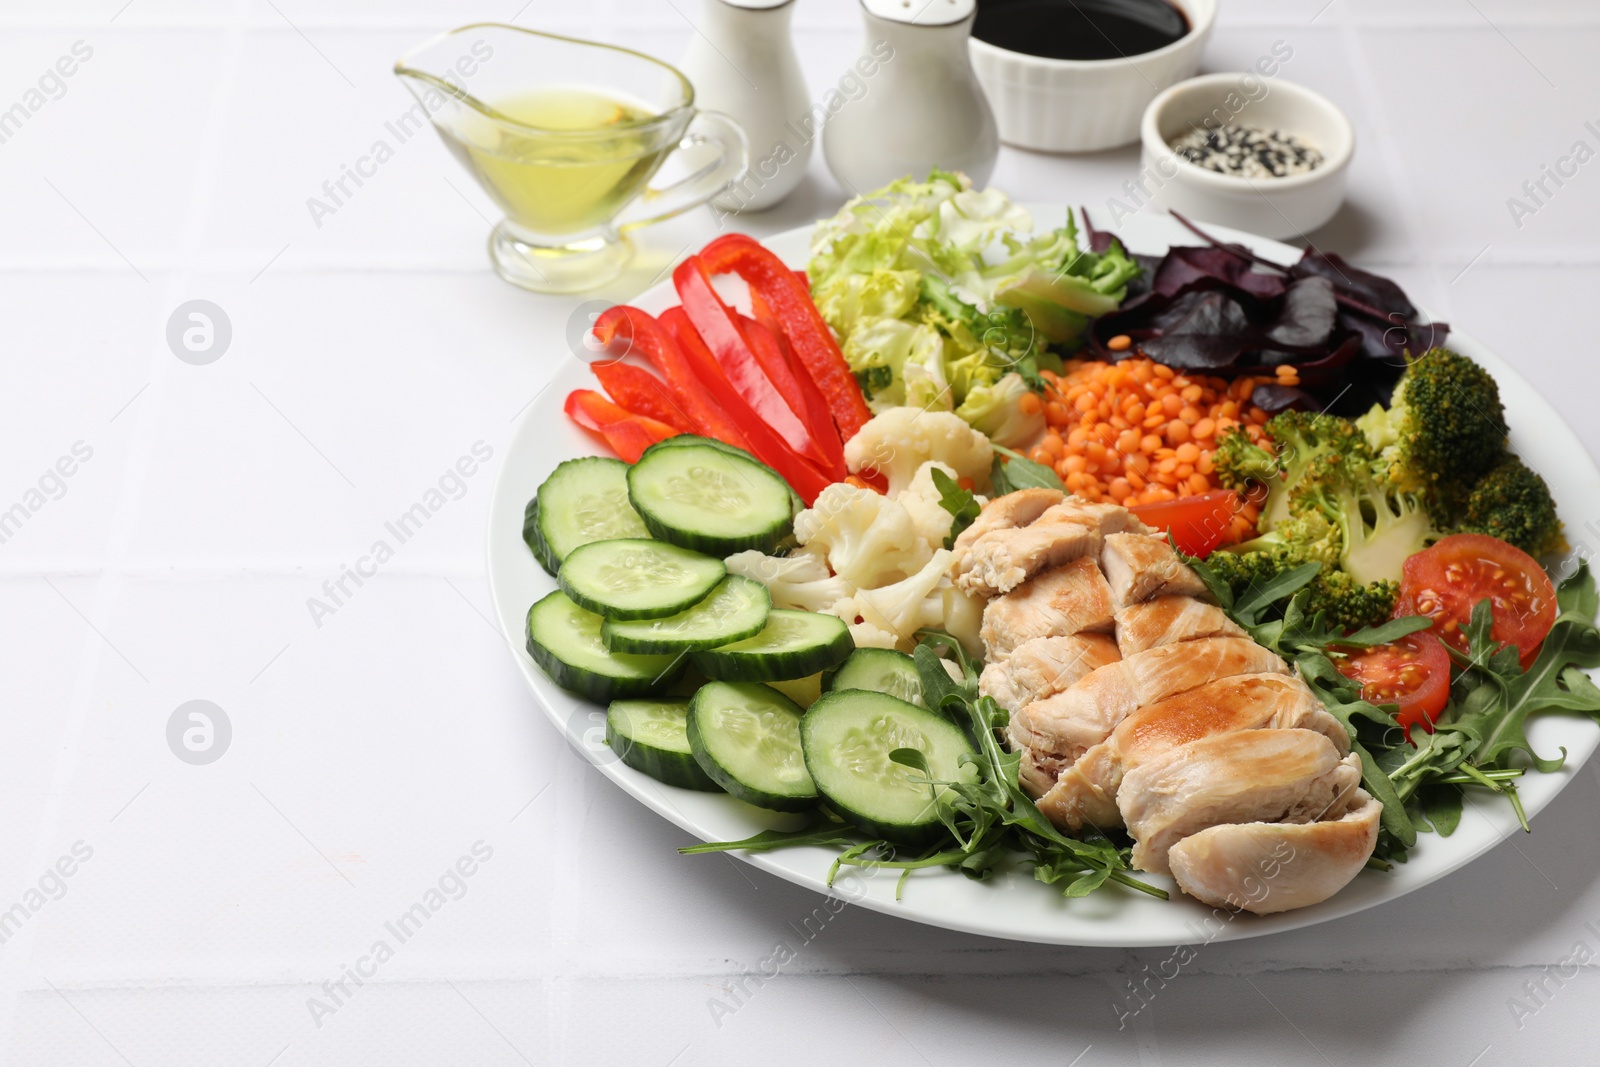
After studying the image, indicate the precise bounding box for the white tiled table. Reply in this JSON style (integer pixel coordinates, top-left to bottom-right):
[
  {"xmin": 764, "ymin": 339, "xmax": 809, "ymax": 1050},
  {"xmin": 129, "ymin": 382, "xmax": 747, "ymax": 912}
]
[{"xmin": 2, "ymin": 1, "xmax": 1598, "ymax": 1063}]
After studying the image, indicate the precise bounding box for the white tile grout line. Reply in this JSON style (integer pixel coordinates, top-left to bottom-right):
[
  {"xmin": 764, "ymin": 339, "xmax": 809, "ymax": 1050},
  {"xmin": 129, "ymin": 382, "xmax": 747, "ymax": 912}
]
[{"xmin": 0, "ymin": 0, "xmax": 257, "ymax": 1059}]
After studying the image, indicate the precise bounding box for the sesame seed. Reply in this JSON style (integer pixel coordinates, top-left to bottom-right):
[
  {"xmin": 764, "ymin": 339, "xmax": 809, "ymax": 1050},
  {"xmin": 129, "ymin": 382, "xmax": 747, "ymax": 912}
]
[{"xmin": 1170, "ymin": 123, "xmax": 1324, "ymax": 179}]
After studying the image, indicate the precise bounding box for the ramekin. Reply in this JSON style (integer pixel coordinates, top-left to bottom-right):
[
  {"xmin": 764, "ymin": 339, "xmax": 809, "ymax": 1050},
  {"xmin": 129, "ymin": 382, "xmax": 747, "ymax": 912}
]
[
  {"xmin": 1138, "ymin": 72, "xmax": 1355, "ymax": 239},
  {"xmin": 968, "ymin": 0, "xmax": 1216, "ymax": 154}
]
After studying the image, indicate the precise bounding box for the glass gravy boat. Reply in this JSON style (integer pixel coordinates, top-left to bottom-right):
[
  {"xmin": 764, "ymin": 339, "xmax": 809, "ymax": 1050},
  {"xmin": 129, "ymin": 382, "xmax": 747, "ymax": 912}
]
[{"xmin": 396, "ymin": 24, "xmax": 747, "ymax": 293}]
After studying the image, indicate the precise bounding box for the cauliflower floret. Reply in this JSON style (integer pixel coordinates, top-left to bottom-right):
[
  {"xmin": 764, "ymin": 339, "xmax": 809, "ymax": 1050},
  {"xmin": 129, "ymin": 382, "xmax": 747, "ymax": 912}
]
[
  {"xmin": 899, "ymin": 461, "xmax": 988, "ymax": 554},
  {"xmin": 843, "ymin": 617, "xmax": 902, "ymax": 651},
  {"xmin": 794, "ymin": 482, "xmax": 931, "ymax": 588},
  {"xmin": 937, "ymin": 581, "xmax": 985, "ymax": 662},
  {"xmin": 836, "ymin": 549, "xmax": 954, "ymax": 652},
  {"xmin": 724, "ymin": 544, "xmax": 852, "ymax": 614},
  {"xmin": 844, "ymin": 407, "xmax": 993, "ymax": 497}
]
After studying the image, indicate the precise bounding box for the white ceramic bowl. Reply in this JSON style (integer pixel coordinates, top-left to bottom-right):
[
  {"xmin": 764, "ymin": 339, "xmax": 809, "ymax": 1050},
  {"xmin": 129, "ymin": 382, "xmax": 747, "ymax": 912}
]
[
  {"xmin": 1138, "ymin": 72, "xmax": 1355, "ymax": 240},
  {"xmin": 968, "ymin": 0, "xmax": 1215, "ymax": 153}
]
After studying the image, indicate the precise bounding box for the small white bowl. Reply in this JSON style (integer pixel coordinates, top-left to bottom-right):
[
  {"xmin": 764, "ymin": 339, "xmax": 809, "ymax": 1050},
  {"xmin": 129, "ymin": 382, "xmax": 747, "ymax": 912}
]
[
  {"xmin": 968, "ymin": 0, "xmax": 1215, "ymax": 154},
  {"xmin": 1138, "ymin": 72, "xmax": 1355, "ymax": 239}
]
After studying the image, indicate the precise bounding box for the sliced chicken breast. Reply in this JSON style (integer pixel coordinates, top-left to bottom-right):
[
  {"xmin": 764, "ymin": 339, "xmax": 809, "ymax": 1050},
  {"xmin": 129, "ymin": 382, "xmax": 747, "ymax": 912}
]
[
  {"xmin": 980, "ymin": 557, "xmax": 1115, "ymax": 660},
  {"xmin": 1119, "ymin": 729, "xmax": 1359, "ymax": 876},
  {"xmin": 957, "ymin": 500, "xmax": 1150, "ymax": 598},
  {"xmin": 1168, "ymin": 793, "xmax": 1382, "ymax": 915},
  {"xmin": 1008, "ymin": 637, "xmax": 1289, "ymax": 773},
  {"xmin": 1114, "ymin": 595, "xmax": 1246, "ymax": 655},
  {"xmin": 1100, "ymin": 532, "xmax": 1210, "ymax": 608},
  {"xmin": 1036, "ymin": 673, "xmax": 1344, "ymax": 832},
  {"xmin": 951, "ymin": 488, "xmax": 1063, "ymax": 577},
  {"xmin": 979, "ymin": 633, "xmax": 1121, "ymax": 713}
]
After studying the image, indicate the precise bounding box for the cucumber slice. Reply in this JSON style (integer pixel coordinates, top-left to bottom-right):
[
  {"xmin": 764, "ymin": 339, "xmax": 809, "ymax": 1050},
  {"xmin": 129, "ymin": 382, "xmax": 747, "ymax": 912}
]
[
  {"xmin": 606, "ymin": 699, "xmax": 720, "ymax": 791},
  {"xmin": 688, "ymin": 682, "xmax": 817, "ymax": 811},
  {"xmin": 522, "ymin": 497, "xmax": 561, "ymax": 575},
  {"xmin": 767, "ymin": 672, "xmax": 823, "ymax": 709},
  {"xmin": 535, "ymin": 457, "xmax": 650, "ymax": 573},
  {"xmin": 823, "ymin": 648, "xmax": 925, "ymax": 707},
  {"xmin": 558, "ymin": 539, "xmax": 725, "ymax": 621},
  {"xmin": 602, "ymin": 576, "xmax": 770, "ymax": 654},
  {"xmin": 691, "ymin": 609, "xmax": 854, "ymax": 682},
  {"xmin": 643, "ymin": 435, "xmax": 804, "ymax": 517},
  {"xmin": 627, "ymin": 443, "xmax": 793, "ymax": 555},
  {"xmin": 801, "ymin": 690, "xmax": 976, "ymax": 842},
  {"xmin": 525, "ymin": 591, "xmax": 683, "ymax": 702}
]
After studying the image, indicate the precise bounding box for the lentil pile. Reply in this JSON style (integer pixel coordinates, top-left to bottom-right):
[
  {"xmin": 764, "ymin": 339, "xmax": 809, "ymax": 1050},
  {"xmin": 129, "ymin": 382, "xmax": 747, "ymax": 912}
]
[
  {"xmin": 1171, "ymin": 123, "xmax": 1323, "ymax": 179},
  {"xmin": 1022, "ymin": 352, "xmax": 1296, "ymax": 540}
]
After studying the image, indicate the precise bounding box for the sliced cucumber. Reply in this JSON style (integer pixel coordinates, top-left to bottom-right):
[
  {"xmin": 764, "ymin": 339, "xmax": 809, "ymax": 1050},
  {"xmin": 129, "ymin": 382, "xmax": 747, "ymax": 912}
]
[
  {"xmin": 691, "ymin": 609, "xmax": 854, "ymax": 682},
  {"xmin": 767, "ymin": 672, "xmax": 823, "ymax": 709},
  {"xmin": 525, "ymin": 591, "xmax": 683, "ymax": 702},
  {"xmin": 643, "ymin": 435, "xmax": 804, "ymax": 517},
  {"xmin": 522, "ymin": 497, "xmax": 561, "ymax": 575},
  {"xmin": 606, "ymin": 700, "xmax": 720, "ymax": 791},
  {"xmin": 602, "ymin": 576, "xmax": 770, "ymax": 654},
  {"xmin": 801, "ymin": 690, "xmax": 975, "ymax": 843},
  {"xmin": 534, "ymin": 457, "xmax": 650, "ymax": 574},
  {"xmin": 627, "ymin": 443, "xmax": 793, "ymax": 555},
  {"xmin": 823, "ymin": 648, "xmax": 925, "ymax": 707},
  {"xmin": 558, "ymin": 539, "xmax": 725, "ymax": 621},
  {"xmin": 688, "ymin": 682, "xmax": 817, "ymax": 811}
]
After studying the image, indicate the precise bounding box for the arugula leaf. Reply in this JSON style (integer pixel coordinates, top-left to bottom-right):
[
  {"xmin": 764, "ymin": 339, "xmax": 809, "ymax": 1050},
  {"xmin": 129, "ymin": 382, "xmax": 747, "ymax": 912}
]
[
  {"xmin": 990, "ymin": 445, "xmax": 1066, "ymax": 494},
  {"xmin": 1448, "ymin": 582, "xmax": 1600, "ymax": 772},
  {"xmin": 679, "ymin": 820, "xmax": 862, "ymax": 855},
  {"xmin": 929, "ymin": 467, "xmax": 981, "ymax": 549}
]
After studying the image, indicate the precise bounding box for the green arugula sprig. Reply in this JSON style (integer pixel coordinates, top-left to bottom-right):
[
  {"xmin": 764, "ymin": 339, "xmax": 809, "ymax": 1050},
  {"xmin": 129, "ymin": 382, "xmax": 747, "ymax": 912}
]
[
  {"xmin": 929, "ymin": 468, "xmax": 981, "ymax": 549},
  {"xmin": 1184, "ymin": 550, "xmax": 1600, "ymax": 863},
  {"xmin": 990, "ymin": 444, "xmax": 1067, "ymax": 495},
  {"xmin": 682, "ymin": 633, "xmax": 1165, "ymax": 903}
]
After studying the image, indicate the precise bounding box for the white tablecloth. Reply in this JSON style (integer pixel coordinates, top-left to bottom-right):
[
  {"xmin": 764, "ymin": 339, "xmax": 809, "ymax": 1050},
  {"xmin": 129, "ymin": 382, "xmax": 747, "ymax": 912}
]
[{"xmin": 3, "ymin": 1, "xmax": 1598, "ymax": 1063}]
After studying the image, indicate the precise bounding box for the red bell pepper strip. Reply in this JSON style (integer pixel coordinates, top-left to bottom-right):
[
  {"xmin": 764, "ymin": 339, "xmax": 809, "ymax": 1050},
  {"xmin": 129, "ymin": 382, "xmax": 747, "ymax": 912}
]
[
  {"xmin": 592, "ymin": 361, "xmax": 697, "ymax": 434},
  {"xmin": 658, "ymin": 306, "xmax": 833, "ymax": 505},
  {"xmin": 564, "ymin": 389, "xmax": 680, "ymax": 463},
  {"xmin": 745, "ymin": 294, "xmax": 845, "ymax": 478},
  {"xmin": 698, "ymin": 233, "xmax": 872, "ymax": 442},
  {"xmin": 672, "ymin": 257, "xmax": 830, "ymax": 469},
  {"xmin": 593, "ymin": 305, "xmax": 751, "ymax": 451}
]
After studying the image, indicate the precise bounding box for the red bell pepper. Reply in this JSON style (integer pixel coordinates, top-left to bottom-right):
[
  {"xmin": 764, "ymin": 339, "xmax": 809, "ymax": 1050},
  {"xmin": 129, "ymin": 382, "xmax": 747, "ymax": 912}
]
[
  {"xmin": 672, "ymin": 256, "xmax": 830, "ymax": 470},
  {"xmin": 592, "ymin": 306, "xmax": 751, "ymax": 451},
  {"xmin": 658, "ymin": 306, "xmax": 833, "ymax": 505},
  {"xmin": 564, "ymin": 389, "xmax": 680, "ymax": 463},
  {"xmin": 698, "ymin": 233, "xmax": 872, "ymax": 442},
  {"xmin": 745, "ymin": 293, "xmax": 844, "ymax": 478},
  {"xmin": 592, "ymin": 361, "xmax": 697, "ymax": 434}
]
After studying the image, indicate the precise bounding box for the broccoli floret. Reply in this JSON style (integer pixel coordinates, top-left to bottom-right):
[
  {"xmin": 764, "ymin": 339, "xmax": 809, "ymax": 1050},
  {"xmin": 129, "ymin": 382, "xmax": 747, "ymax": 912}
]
[
  {"xmin": 1207, "ymin": 527, "xmax": 1396, "ymax": 631},
  {"xmin": 1218, "ymin": 412, "xmax": 1372, "ymax": 533},
  {"xmin": 1301, "ymin": 570, "xmax": 1400, "ymax": 630},
  {"xmin": 1292, "ymin": 452, "xmax": 1443, "ymax": 587},
  {"xmin": 1357, "ymin": 347, "xmax": 1507, "ymax": 508},
  {"xmin": 1213, "ymin": 427, "xmax": 1278, "ymax": 494},
  {"xmin": 1458, "ymin": 453, "xmax": 1565, "ymax": 557}
]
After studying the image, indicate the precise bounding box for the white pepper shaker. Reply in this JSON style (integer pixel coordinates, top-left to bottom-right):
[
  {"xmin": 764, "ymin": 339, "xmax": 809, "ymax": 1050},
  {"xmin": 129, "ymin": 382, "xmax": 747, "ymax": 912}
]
[
  {"xmin": 677, "ymin": 0, "xmax": 812, "ymax": 212},
  {"xmin": 822, "ymin": 0, "xmax": 999, "ymax": 194}
]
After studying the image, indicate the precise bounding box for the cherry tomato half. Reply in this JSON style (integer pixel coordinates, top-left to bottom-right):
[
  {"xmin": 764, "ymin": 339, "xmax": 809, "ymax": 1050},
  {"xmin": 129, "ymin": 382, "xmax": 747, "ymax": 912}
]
[
  {"xmin": 1395, "ymin": 533, "xmax": 1557, "ymax": 667},
  {"xmin": 1335, "ymin": 630, "xmax": 1451, "ymax": 739},
  {"xmin": 1130, "ymin": 490, "xmax": 1240, "ymax": 558}
]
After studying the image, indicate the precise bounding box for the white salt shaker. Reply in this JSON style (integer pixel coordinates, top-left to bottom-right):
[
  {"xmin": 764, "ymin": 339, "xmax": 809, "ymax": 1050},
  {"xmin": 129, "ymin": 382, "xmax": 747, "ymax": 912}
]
[
  {"xmin": 677, "ymin": 0, "xmax": 812, "ymax": 212},
  {"xmin": 822, "ymin": 0, "xmax": 999, "ymax": 194}
]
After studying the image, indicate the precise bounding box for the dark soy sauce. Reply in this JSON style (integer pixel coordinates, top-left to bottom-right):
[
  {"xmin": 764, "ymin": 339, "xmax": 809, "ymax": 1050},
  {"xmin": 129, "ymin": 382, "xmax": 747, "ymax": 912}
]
[{"xmin": 973, "ymin": 0, "xmax": 1190, "ymax": 62}]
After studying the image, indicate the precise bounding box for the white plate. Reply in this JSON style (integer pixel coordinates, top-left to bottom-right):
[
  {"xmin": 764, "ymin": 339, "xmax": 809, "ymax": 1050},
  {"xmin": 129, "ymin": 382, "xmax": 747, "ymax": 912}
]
[{"xmin": 486, "ymin": 209, "xmax": 1600, "ymax": 947}]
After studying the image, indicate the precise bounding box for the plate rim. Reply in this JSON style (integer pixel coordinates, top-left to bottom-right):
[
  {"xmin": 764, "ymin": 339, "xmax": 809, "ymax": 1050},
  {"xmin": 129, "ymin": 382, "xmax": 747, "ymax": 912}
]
[{"xmin": 485, "ymin": 207, "xmax": 1600, "ymax": 947}]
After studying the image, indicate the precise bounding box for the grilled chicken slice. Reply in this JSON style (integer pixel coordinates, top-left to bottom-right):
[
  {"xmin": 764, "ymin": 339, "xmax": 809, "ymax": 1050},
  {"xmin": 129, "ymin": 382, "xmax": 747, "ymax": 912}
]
[
  {"xmin": 980, "ymin": 557, "xmax": 1115, "ymax": 660},
  {"xmin": 1119, "ymin": 729, "xmax": 1360, "ymax": 876},
  {"xmin": 1008, "ymin": 637, "xmax": 1289, "ymax": 777},
  {"xmin": 1168, "ymin": 793, "xmax": 1382, "ymax": 914},
  {"xmin": 979, "ymin": 633, "xmax": 1121, "ymax": 713},
  {"xmin": 956, "ymin": 500, "xmax": 1150, "ymax": 598},
  {"xmin": 1100, "ymin": 532, "xmax": 1210, "ymax": 608},
  {"xmin": 951, "ymin": 488, "xmax": 1063, "ymax": 577},
  {"xmin": 1114, "ymin": 595, "xmax": 1246, "ymax": 655},
  {"xmin": 1037, "ymin": 673, "xmax": 1345, "ymax": 831}
]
